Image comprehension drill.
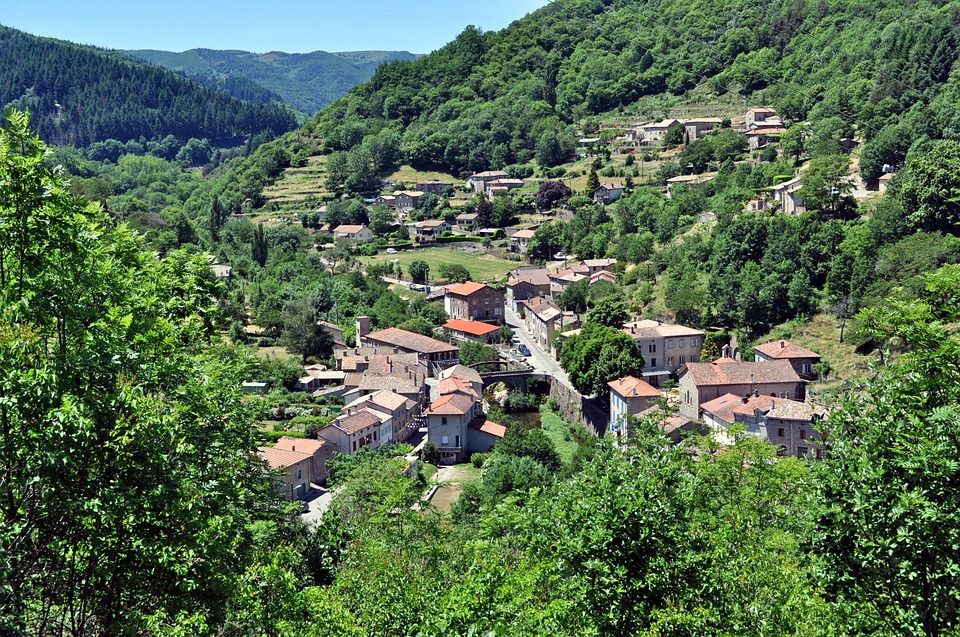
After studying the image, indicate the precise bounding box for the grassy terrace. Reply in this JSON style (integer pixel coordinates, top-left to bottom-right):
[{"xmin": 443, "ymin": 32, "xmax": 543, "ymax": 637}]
[
  {"xmin": 539, "ymin": 405, "xmax": 580, "ymax": 466},
  {"xmin": 262, "ymin": 154, "xmax": 328, "ymax": 210},
  {"xmin": 359, "ymin": 247, "xmax": 520, "ymax": 283}
]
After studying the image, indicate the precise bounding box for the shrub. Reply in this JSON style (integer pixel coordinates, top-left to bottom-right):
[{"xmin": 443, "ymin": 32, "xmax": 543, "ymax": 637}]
[
  {"xmin": 470, "ymin": 452, "xmax": 489, "ymax": 469},
  {"xmin": 421, "ymin": 441, "xmax": 440, "ymax": 465},
  {"xmin": 506, "ymin": 390, "xmax": 540, "ymax": 412}
]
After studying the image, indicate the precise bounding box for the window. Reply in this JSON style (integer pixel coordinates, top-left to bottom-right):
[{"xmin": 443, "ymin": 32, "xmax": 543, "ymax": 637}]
[
  {"xmin": 797, "ymin": 447, "xmax": 809, "ymax": 458},
  {"xmin": 679, "ymin": 355, "xmax": 685, "ymax": 364},
  {"xmin": 441, "ymin": 417, "xmax": 447, "ymax": 425},
  {"xmin": 777, "ymin": 428, "xmax": 785, "ymax": 437},
  {"xmin": 690, "ymin": 338, "xmax": 698, "ymax": 348},
  {"xmin": 374, "ymin": 431, "xmax": 378, "ymax": 441},
  {"xmin": 679, "ymin": 339, "xmax": 685, "ymax": 348},
  {"xmin": 651, "ymin": 358, "xmax": 657, "ymax": 367},
  {"xmin": 800, "ymin": 430, "xmax": 807, "ymax": 440},
  {"xmin": 648, "ymin": 343, "xmax": 656, "ymax": 353},
  {"xmin": 667, "ymin": 357, "xmax": 673, "ymax": 366},
  {"xmin": 455, "ymin": 435, "xmax": 461, "ymax": 447},
  {"xmin": 441, "ymin": 435, "xmax": 449, "ymax": 445},
  {"xmin": 296, "ymin": 469, "xmax": 302, "ymax": 480},
  {"xmin": 667, "ymin": 339, "xmax": 674, "ymax": 349},
  {"xmin": 352, "ymin": 441, "xmax": 357, "ymax": 452}
]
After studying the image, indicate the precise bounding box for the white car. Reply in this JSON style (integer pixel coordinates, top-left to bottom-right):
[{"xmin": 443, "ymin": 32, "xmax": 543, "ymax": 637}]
[{"xmin": 385, "ymin": 248, "xmax": 398, "ymax": 254}]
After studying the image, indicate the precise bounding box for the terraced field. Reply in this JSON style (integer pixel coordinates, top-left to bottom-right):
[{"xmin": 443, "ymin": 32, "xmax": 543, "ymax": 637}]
[{"xmin": 262, "ymin": 154, "xmax": 328, "ymax": 211}]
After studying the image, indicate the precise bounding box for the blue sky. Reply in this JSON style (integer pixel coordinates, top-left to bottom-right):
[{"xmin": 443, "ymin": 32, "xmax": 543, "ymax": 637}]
[{"xmin": 2, "ymin": 1, "xmax": 549, "ymax": 53}]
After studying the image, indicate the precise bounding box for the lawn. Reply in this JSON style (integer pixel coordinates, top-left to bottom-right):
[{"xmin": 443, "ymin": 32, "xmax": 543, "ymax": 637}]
[
  {"xmin": 539, "ymin": 405, "xmax": 580, "ymax": 465},
  {"xmin": 428, "ymin": 463, "xmax": 483, "ymax": 514},
  {"xmin": 360, "ymin": 247, "xmax": 520, "ymax": 283}
]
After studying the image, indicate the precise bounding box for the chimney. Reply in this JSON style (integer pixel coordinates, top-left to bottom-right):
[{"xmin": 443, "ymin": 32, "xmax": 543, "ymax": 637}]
[
  {"xmin": 741, "ymin": 395, "xmax": 749, "ymax": 404},
  {"xmin": 721, "ymin": 344, "xmax": 731, "ymax": 359},
  {"xmin": 780, "ymin": 340, "xmax": 785, "ymax": 349},
  {"xmin": 355, "ymin": 316, "xmax": 371, "ymax": 347}
]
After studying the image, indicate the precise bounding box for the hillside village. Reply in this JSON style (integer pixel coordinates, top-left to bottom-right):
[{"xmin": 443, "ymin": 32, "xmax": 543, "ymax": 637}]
[{"xmin": 246, "ymin": 102, "xmax": 864, "ymax": 507}]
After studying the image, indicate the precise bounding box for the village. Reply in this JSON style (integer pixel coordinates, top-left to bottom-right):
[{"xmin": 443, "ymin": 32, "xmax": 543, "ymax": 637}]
[{"xmin": 246, "ymin": 102, "xmax": 866, "ymax": 511}]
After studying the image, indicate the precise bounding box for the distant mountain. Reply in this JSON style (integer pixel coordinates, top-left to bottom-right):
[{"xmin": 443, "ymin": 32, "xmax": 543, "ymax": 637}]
[
  {"xmin": 124, "ymin": 48, "xmax": 420, "ymax": 114},
  {"xmin": 0, "ymin": 25, "xmax": 298, "ymax": 148}
]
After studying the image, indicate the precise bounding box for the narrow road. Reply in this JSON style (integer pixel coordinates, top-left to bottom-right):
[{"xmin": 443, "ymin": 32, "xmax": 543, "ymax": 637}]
[{"xmin": 504, "ymin": 306, "xmax": 570, "ymax": 384}]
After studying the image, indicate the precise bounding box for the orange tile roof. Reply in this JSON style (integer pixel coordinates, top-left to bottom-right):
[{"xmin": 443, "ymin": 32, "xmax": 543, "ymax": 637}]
[
  {"xmin": 257, "ymin": 446, "xmax": 312, "ymax": 470},
  {"xmin": 469, "ymin": 417, "xmax": 507, "ymax": 438},
  {"xmin": 428, "ymin": 392, "xmax": 476, "ymax": 415},
  {"xmin": 274, "ymin": 437, "xmax": 326, "ymax": 455},
  {"xmin": 680, "ymin": 359, "xmax": 801, "ymax": 386},
  {"xmin": 754, "ymin": 340, "xmax": 821, "ymax": 360},
  {"xmin": 608, "ymin": 376, "xmax": 661, "ymax": 398},
  {"xmin": 439, "ymin": 377, "xmax": 479, "ymax": 398},
  {"xmin": 510, "ymin": 229, "xmax": 536, "ymax": 240},
  {"xmin": 445, "ymin": 281, "xmax": 489, "ymax": 297},
  {"xmin": 443, "ymin": 319, "xmax": 500, "ymax": 337}
]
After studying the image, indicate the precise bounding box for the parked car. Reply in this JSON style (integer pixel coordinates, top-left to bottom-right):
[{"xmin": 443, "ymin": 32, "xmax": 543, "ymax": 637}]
[
  {"xmin": 386, "ymin": 248, "xmax": 398, "ymax": 254},
  {"xmin": 511, "ymin": 335, "xmax": 522, "ymax": 344},
  {"xmin": 518, "ymin": 344, "xmax": 531, "ymax": 357}
]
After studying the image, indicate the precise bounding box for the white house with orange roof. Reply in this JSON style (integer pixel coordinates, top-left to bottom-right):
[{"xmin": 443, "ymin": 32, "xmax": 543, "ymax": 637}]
[{"xmin": 608, "ymin": 376, "xmax": 662, "ymax": 436}]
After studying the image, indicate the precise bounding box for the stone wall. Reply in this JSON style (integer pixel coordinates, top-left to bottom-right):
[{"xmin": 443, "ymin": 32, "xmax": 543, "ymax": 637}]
[{"xmin": 548, "ymin": 379, "xmax": 610, "ymax": 437}]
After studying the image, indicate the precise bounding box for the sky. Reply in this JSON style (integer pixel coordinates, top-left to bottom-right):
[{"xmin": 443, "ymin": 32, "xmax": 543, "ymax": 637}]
[{"xmin": 2, "ymin": 0, "xmax": 550, "ymax": 53}]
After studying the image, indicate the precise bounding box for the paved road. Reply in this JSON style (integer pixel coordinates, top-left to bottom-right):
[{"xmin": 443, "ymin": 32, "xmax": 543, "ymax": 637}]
[{"xmin": 504, "ymin": 306, "xmax": 569, "ymax": 384}]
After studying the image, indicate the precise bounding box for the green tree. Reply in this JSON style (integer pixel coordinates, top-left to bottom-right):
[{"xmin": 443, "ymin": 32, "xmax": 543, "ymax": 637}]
[
  {"xmin": 252, "ymin": 222, "xmax": 269, "ymax": 266},
  {"xmin": 457, "ymin": 340, "xmax": 497, "ymax": 367},
  {"xmin": 560, "ymin": 323, "xmax": 644, "ymax": 398},
  {"xmin": 584, "ymin": 167, "xmax": 601, "ymax": 196},
  {"xmin": 557, "ymin": 279, "xmax": 589, "ymax": 313},
  {"xmin": 437, "ymin": 263, "xmax": 471, "ymax": 282},
  {"xmin": 367, "ymin": 204, "xmax": 396, "ymax": 235},
  {"xmin": 584, "ymin": 295, "xmax": 628, "ymax": 328},
  {"xmin": 408, "ymin": 259, "xmax": 430, "ymax": 284},
  {"xmin": 798, "ymin": 154, "xmax": 855, "ymax": 218},
  {"xmin": 895, "ymin": 140, "xmax": 960, "ymax": 234}
]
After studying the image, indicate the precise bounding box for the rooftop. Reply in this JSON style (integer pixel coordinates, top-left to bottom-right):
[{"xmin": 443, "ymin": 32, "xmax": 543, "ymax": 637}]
[
  {"xmin": 701, "ymin": 392, "xmax": 823, "ymax": 425},
  {"xmin": 508, "ymin": 267, "xmax": 552, "ymax": 287},
  {"xmin": 510, "ymin": 229, "xmax": 537, "ymax": 240},
  {"xmin": 364, "ymin": 327, "xmax": 459, "ymax": 355},
  {"xmin": 443, "ymin": 319, "xmax": 501, "ymax": 337},
  {"xmin": 333, "ymin": 409, "xmax": 382, "ymax": 434},
  {"xmin": 608, "ymin": 376, "xmax": 662, "ymax": 399},
  {"xmin": 428, "ymin": 392, "xmax": 476, "ymax": 416},
  {"xmin": 445, "ymin": 281, "xmax": 492, "ymax": 297},
  {"xmin": 334, "ymin": 224, "xmax": 368, "ymax": 234},
  {"xmin": 257, "ymin": 446, "xmax": 312, "ymax": 470},
  {"xmin": 274, "ymin": 436, "xmax": 326, "ymax": 455},
  {"xmin": 754, "ymin": 340, "xmax": 821, "ymax": 361},
  {"xmin": 622, "ymin": 319, "xmax": 704, "ymax": 339},
  {"xmin": 469, "ymin": 417, "xmax": 507, "ymax": 438},
  {"xmin": 681, "ymin": 359, "xmax": 801, "ymax": 386},
  {"xmin": 438, "ymin": 364, "xmax": 483, "ymax": 385}
]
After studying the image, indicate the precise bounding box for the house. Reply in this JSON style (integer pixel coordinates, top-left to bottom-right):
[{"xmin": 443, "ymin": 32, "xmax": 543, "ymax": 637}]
[
  {"xmin": 258, "ymin": 446, "xmax": 314, "ymax": 500},
  {"xmin": 358, "ymin": 324, "xmax": 459, "ymax": 376},
  {"xmin": 375, "ymin": 194, "xmax": 397, "ymax": 208},
  {"xmin": 549, "ymin": 267, "xmax": 588, "ymax": 296},
  {"xmin": 341, "ymin": 369, "xmax": 426, "ymax": 407},
  {"xmin": 343, "ymin": 390, "xmax": 418, "ymax": 442},
  {"xmin": 316, "ymin": 320, "xmax": 346, "ymax": 348},
  {"xmin": 426, "ymin": 369, "xmax": 506, "ymax": 463},
  {"xmin": 700, "ymin": 392, "xmax": 826, "ymax": 459},
  {"xmin": 417, "ymin": 180, "xmax": 453, "ymax": 194},
  {"xmin": 522, "ymin": 296, "xmax": 563, "ymax": 353},
  {"xmin": 622, "ymin": 320, "xmax": 705, "ymax": 385},
  {"xmin": 333, "ymin": 224, "xmax": 373, "ymax": 243},
  {"xmin": 443, "ymin": 319, "xmax": 502, "ymax": 344},
  {"xmin": 683, "ymin": 117, "xmax": 723, "ymax": 142},
  {"xmin": 593, "ymin": 184, "xmax": 624, "ymax": 205},
  {"xmin": 273, "ymin": 436, "xmax": 332, "ymax": 485},
  {"xmin": 745, "ymin": 107, "xmax": 780, "ymax": 129},
  {"xmin": 754, "ymin": 340, "xmax": 821, "ymax": 380},
  {"xmin": 509, "ymin": 228, "xmax": 537, "ymax": 254},
  {"xmin": 210, "ymin": 264, "xmax": 233, "ymax": 279},
  {"xmin": 444, "ymin": 281, "xmax": 505, "ymax": 325},
  {"xmin": 878, "ymin": 172, "xmax": 895, "ymax": 193},
  {"xmin": 437, "ymin": 364, "xmax": 484, "ymax": 398},
  {"xmin": 393, "ymin": 190, "xmax": 425, "ymax": 213},
  {"xmin": 454, "ymin": 212, "xmax": 480, "ymax": 233},
  {"xmin": 581, "ymin": 258, "xmax": 618, "ymax": 274},
  {"xmin": 665, "ymin": 172, "xmax": 718, "ymax": 197},
  {"xmin": 466, "ymin": 170, "xmax": 511, "ymax": 193},
  {"xmin": 677, "ymin": 357, "xmax": 804, "ymax": 419},
  {"xmin": 639, "ymin": 118, "xmax": 682, "ymax": 144},
  {"xmin": 746, "ymin": 127, "xmax": 786, "ymax": 151},
  {"xmin": 294, "ymin": 370, "xmax": 346, "ymax": 392},
  {"xmin": 318, "ymin": 408, "xmax": 387, "ymax": 455},
  {"xmin": 590, "ymin": 270, "xmax": 617, "ymax": 285},
  {"xmin": 769, "ymin": 176, "xmax": 805, "ymax": 215},
  {"xmin": 746, "ymin": 195, "xmax": 768, "ymax": 212},
  {"xmin": 608, "ymin": 376, "xmax": 662, "ymax": 435},
  {"xmin": 506, "ymin": 267, "xmax": 552, "ymax": 311},
  {"xmin": 484, "ymin": 178, "xmax": 524, "ymax": 200},
  {"xmin": 241, "ymin": 382, "xmax": 269, "ymax": 394},
  {"xmin": 409, "ymin": 219, "xmax": 450, "ymax": 242}
]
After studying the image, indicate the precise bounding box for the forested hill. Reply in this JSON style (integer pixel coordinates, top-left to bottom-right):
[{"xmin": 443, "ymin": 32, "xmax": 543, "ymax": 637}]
[
  {"xmin": 125, "ymin": 48, "xmax": 420, "ymax": 114},
  {"xmin": 0, "ymin": 26, "xmax": 298, "ymax": 147},
  {"xmin": 314, "ymin": 0, "xmax": 960, "ymax": 175}
]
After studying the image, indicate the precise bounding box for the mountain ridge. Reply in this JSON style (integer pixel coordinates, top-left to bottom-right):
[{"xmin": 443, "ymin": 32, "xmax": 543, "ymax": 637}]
[{"xmin": 124, "ymin": 47, "xmax": 420, "ymax": 113}]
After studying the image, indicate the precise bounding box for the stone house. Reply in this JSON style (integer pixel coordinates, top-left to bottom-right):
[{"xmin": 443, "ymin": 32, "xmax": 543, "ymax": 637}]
[
  {"xmin": 455, "ymin": 212, "xmax": 479, "ymax": 233},
  {"xmin": 333, "ymin": 224, "xmax": 373, "ymax": 243},
  {"xmin": 700, "ymin": 392, "xmax": 826, "ymax": 459},
  {"xmin": 257, "ymin": 445, "xmax": 315, "ymax": 500},
  {"xmin": 443, "ymin": 319, "xmax": 501, "ymax": 344},
  {"xmin": 417, "ymin": 180, "xmax": 453, "ymax": 194},
  {"xmin": 677, "ymin": 357, "xmax": 804, "ymax": 419},
  {"xmin": 466, "ymin": 170, "xmax": 511, "ymax": 193},
  {"xmin": 359, "ymin": 324, "xmax": 459, "ymax": 376},
  {"xmin": 342, "ymin": 389, "xmax": 419, "ymax": 442},
  {"xmin": 444, "ymin": 281, "xmax": 505, "ymax": 325},
  {"xmin": 506, "ymin": 267, "xmax": 552, "ymax": 311},
  {"xmin": 509, "ymin": 228, "xmax": 536, "ymax": 253},
  {"xmin": 621, "ymin": 319, "xmax": 705, "ymax": 385},
  {"xmin": 318, "ymin": 408, "xmax": 387, "ymax": 455},
  {"xmin": 409, "ymin": 218, "xmax": 450, "ymax": 242},
  {"xmin": 593, "ymin": 184, "xmax": 624, "ymax": 205},
  {"xmin": 754, "ymin": 340, "xmax": 822, "ymax": 380},
  {"xmin": 426, "ymin": 371, "xmax": 505, "ymax": 463},
  {"xmin": 769, "ymin": 176, "xmax": 805, "ymax": 215},
  {"xmin": 273, "ymin": 436, "xmax": 332, "ymax": 485},
  {"xmin": 522, "ymin": 296, "xmax": 563, "ymax": 352}
]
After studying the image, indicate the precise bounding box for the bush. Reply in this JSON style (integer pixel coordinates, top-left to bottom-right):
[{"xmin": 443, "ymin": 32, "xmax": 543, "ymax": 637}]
[
  {"xmin": 506, "ymin": 390, "xmax": 540, "ymax": 412},
  {"xmin": 470, "ymin": 452, "xmax": 489, "ymax": 469},
  {"xmin": 421, "ymin": 441, "xmax": 440, "ymax": 465}
]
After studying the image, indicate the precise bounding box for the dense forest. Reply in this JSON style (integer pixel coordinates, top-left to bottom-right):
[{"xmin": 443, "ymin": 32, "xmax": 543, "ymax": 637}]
[
  {"xmin": 312, "ymin": 0, "xmax": 960, "ymax": 176},
  {"xmin": 126, "ymin": 48, "xmax": 420, "ymax": 114},
  {"xmin": 0, "ymin": 25, "xmax": 298, "ymax": 147}
]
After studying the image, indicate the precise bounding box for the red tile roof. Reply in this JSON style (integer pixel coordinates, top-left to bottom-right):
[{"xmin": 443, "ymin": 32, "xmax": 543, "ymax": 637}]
[
  {"xmin": 608, "ymin": 376, "xmax": 661, "ymax": 398},
  {"xmin": 701, "ymin": 392, "xmax": 820, "ymax": 425},
  {"xmin": 428, "ymin": 392, "xmax": 476, "ymax": 416},
  {"xmin": 274, "ymin": 437, "xmax": 326, "ymax": 455},
  {"xmin": 443, "ymin": 319, "xmax": 500, "ymax": 337},
  {"xmin": 469, "ymin": 417, "xmax": 507, "ymax": 438},
  {"xmin": 747, "ymin": 127, "xmax": 786, "ymax": 135},
  {"xmin": 258, "ymin": 446, "xmax": 312, "ymax": 470},
  {"xmin": 445, "ymin": 281, "xmax": 490, "ymax": 297},
  {"xmin": 334, "ymin": 409, "xmax": 382, "ymax": 434},
  {"xmin": 364, "ymin": 327, "xmax": 459, "ymax": 354},
  {"xmin": 439, "ymin": 377, "xmax": 479, "ymax": 398},
  {"xmin": 754, "ymin": 340, "xmax": 821, "ymax": 361},
  {"xmin": 510, "ymin": 229, "xmax": 536, "ymax": 240}
]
